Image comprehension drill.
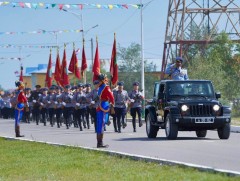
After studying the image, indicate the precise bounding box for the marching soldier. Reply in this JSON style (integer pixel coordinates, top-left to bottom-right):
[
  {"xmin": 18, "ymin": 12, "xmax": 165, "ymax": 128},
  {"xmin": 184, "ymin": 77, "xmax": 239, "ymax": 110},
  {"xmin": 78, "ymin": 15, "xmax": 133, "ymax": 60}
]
[
  {"xmin": 23, "ymin": 88, "xmax": 31, "ymax": 123},
  {"xmin": 54, "ymin": 86, "xmax": 63, "ymax": 128},
  {"xmin": 88, "ymin": 80, "xmax": 100, "ymax": 132},
  {"xmin": 73, "ymin": 83, "xmax": 88, "ymax": 131},
  {"xmin": 85, "ymin": 83, "xmax": 92, "ymax": 127},
  {"xmin": 38, "ymin": 88, "xmax": 48, "ymax": 126},
  {"xmin": 46, "ymin": 86, "xmax": 56, "ymax": 127},
  {"xmin": 60, "ymin": 85, "xmax": 73, "ymax": 129},
  {"xmin": 128, "ymin": 82, "xmax": 144, "ymax": 132},
  {"xmin": 29, "ymin": 85, "xmax": 42, "ymax": 125},
  {"xmin": 113, "ymin": 81, "xmax": 129, "ymax": 133}
]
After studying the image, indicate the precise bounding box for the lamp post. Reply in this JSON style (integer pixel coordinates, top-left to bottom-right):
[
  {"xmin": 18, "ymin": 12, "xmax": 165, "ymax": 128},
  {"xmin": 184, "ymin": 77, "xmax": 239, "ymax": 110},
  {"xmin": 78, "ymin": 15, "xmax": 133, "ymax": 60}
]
[{"xmin": 62, "ymin": 9, "xmax": 98, "ymax": 84}]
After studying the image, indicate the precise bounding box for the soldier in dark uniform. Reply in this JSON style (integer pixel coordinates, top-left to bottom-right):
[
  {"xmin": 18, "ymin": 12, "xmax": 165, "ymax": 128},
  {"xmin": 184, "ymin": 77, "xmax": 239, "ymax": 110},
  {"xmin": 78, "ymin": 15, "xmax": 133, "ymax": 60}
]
[
  {"xmin": 113, "ymin": 81, "xmax": 130, "ymax": 133},
  {"xmin": 29, "ymin": 85, "xmax": 42, "ymax": 125},
  {"xmin": 128, "ymin": 82, "xmax": 144, "ymax": 132},
  {"xmin": 88, "ymin": 80, "xmax": 100, "ymax": 132},
  {"xmin": 54, "ymin": 86, "xmax": 63, "ymax": 128},
  {"xmin": 73, "ymin": 83, "xmax": 88, "ymax": 131},
  {"xmin": 85, "ymin": 83, "xmax": 92, "ymax": 127},
  {"xmin": 23, "ymin": 88, "xmax": 31, "ymax": 123},
  {"xmin": 60, "ymin": 85, "xmax": 73, "ymax": 129},
  {"xmin": 38, "ymin": 88, "xmax": 48, "ymax": 126},
  {"xmin": 46, "ymin": 86, "xmax": 56, "ymax": 127}
]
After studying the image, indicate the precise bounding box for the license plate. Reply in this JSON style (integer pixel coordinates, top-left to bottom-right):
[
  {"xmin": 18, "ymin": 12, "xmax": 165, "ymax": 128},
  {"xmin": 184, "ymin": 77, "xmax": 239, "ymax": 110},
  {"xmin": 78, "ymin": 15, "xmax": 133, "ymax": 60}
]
[{"xmin": 195, "ymin": 117, "xmax": 214, "ymax": 123}]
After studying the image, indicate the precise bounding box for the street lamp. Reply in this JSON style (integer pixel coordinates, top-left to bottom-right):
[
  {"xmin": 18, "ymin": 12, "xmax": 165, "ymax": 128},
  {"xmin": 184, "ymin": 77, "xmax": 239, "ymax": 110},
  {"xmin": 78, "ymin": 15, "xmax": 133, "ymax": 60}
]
[{"xmin": 62, "ymin": 9, "xmax": 98, "ymax": 83}]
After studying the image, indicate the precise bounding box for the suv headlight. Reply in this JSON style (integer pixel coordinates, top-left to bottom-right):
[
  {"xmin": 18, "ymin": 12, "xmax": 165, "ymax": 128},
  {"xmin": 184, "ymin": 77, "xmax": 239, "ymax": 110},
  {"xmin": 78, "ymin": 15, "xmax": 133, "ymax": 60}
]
[
  {"xmin": 213, "ymin": 105, "xmax": 220, "ymax": 111},
  {"xmin": 181, "ymin": 105, "xmax": 188, "ymax": 112}
]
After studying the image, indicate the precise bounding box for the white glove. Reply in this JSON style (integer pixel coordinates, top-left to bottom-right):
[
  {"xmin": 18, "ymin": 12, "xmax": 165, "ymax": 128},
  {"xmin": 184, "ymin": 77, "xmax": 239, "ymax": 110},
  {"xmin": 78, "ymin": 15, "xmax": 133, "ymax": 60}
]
[
  {"xmin": 55, "ymin": 101, "xmax": 58, "ymax": 104},
  {"xmin": 62, "ymin": 102, "xmax": 66, "ymax": 106},
  {"xmin": 33, "ymin": 100, "xmax": 36, "ymax": 103},
  {"xmin": 40, "ymin": 103, "xmax": 44, "ymax": 106},
  {"xmin": 91, "ymin": 101, "xmax": 95, "ymax": 104},
  {"xmin": 76, "ymin": 103, "xmax": 80, "ymax": 106},
  {"xmin": 130, "ymin": 99, "xmax": 135, "ymax": 103},
  {"xmin": 48, "ymin": 101, "xmax": 51, "ymax": 104}
]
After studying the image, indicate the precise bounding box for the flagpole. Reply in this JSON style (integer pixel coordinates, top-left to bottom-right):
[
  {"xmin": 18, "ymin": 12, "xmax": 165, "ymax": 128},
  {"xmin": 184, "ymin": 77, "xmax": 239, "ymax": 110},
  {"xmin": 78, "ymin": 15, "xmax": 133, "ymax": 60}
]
[
  {"xmin": 83, "ymin": 38, "xmax": 86, "ymax": 84},
  {"xmin": 73, "ymin": 42, "xmax": 76, "ymax": 86}
]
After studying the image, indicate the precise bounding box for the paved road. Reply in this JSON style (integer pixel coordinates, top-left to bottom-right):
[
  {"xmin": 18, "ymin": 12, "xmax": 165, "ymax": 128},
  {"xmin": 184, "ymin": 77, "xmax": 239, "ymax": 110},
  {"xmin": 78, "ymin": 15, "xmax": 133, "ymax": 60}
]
[{"xmin": 0, "ymin": 118, "xmax": 240, "ymax": 174}]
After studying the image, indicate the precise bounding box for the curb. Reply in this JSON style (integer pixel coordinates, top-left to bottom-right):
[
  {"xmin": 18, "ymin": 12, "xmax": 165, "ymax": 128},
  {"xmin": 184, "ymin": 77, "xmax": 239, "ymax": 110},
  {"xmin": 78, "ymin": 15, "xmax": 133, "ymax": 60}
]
[
  {"xmin": 1, "ymin": 136, "xmax": 240, "ymax": 177},
  {"xmin": 231, "ymin": 126, "xmax": 240, "ymax": 133}
]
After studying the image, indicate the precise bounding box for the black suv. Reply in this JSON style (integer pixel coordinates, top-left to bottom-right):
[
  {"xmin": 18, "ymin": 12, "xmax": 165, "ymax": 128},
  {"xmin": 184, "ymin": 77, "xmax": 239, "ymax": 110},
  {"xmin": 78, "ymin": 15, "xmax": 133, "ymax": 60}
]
[{"xmin": 145, "ymin": 80, "xmax": 231, "ymax": 140}]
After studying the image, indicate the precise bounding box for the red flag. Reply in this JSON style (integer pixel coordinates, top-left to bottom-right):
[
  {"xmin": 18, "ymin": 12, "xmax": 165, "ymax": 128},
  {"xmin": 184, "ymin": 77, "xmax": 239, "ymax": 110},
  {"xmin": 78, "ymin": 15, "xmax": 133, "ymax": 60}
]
[
  {"xmin": 92, "ymin": 39, "xmax": 101, "ymax": 81},
  {"xmin": 54, "ymin": 50, "xmax": 61, "ymax": 85},
  {"xmin": 81, "ymin": 42, "xmax": 87, "ymax": 77},
  {"xmin": 68, "ymin": 49, "xmax": 81, "ymax": 79},
  {"xmin": 19, "ymin": 66, "xmax": 23, "ymax": 82},
  {"xmin": 60, "ymin": 48, "xmax": 70, "ymax": 86},
  {"xmin": 110, "ymin": 34, "xmax": 118, "ymax": 85},
  {"xmin": 45, "ymin": 51, "xmax": 53, "ymax": 88}
]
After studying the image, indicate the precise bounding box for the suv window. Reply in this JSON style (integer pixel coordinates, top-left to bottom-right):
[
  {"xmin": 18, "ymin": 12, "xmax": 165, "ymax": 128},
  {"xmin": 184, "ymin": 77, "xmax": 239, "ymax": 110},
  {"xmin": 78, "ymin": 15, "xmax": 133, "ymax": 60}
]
[{"xmin": 167, "ymin": 82, "xmax": 215, "ymax": 98}]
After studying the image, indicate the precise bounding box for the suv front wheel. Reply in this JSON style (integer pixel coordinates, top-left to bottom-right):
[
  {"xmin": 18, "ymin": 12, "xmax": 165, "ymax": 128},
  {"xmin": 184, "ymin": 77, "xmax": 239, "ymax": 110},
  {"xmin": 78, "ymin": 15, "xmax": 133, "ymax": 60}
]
[
  {"xmin": 146, "ymin": 113, "xmax": 159, "ymax": 138},
  {"xmin": 165, "ymin": 114, "xmax": 178, "ymax": 140},
  {"xmin": 217, "ymin": 123, "xmax": 230, "ymax": 139}
]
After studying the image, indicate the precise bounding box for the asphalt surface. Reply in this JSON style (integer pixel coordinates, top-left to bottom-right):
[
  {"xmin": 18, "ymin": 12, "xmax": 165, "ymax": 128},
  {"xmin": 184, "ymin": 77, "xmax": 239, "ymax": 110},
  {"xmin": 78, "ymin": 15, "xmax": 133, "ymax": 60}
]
[{"xmin": 0, "ymin": 118, "xmax": 240, "ymax": 174}]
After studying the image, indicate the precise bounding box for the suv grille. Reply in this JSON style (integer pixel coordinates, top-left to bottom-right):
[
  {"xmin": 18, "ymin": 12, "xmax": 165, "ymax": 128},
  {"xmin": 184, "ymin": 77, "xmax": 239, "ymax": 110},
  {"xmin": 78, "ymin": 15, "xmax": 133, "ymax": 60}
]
[{"xmin": 189, "ymin": 105, "xmax": 213, "ymax": 116}]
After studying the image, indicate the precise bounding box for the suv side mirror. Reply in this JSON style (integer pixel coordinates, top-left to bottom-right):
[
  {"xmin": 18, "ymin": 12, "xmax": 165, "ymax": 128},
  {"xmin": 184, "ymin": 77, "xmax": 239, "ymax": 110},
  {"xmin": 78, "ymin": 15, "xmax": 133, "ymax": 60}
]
[{"xmin": 215, "ymin": 92, "xmax": 221, "ymax": 99}]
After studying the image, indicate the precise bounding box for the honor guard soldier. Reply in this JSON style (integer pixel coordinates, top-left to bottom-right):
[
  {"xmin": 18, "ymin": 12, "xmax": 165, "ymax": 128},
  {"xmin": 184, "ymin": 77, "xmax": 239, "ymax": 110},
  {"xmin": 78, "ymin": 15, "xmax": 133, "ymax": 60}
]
[
  {"xmin": 96, "ymin": 74, "xmax": 115, "ymax": 148},
  {"xmin": 88, "ymin": 80, "xmax": 100, "ymax": 132},
  {"xmin": 113, "ymin": 81, "xmax": 129, "ymax": 133},
  {"xmin": 60, "ymin": 85, "xmax": 73, "ymax": 129},
  {"xmin": 46, "ymin": 86, "xmax": 56, "ymax": 127},
  {"xmin": 29, "ymin": 85, "xmax": 42, "ymax": 125},
  {"xmin": 85, "ymin": 83, "xmax": 92, "ymax": 127},
  {"xmin": 14, "ymin": 81, "xmax": 28, "ymax": 137},
  {"xmin": 38, "ymin": 88, "xmax": 48, "ymax": 126},
  {"xmin": 54, "ymin": 86, "xmax": 63, "ymax": 128},
  {"xmin": 165, "ymin": 57, "xmax": 189, "ymax": 80},
  {"xmin": 128, "ymin": 82, "xmax": 144, "ymax": 132}
]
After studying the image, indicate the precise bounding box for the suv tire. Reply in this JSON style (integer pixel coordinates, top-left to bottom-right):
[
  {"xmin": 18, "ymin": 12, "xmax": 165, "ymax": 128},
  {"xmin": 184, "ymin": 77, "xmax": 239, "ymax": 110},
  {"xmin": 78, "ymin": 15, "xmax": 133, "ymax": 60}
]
[
  {"xmin": 217, "ymin": 123, "xmax": 230, "ymax": 139},
  {"xmin": 165, "ymin": 114, "xmax": 178, "ymax": 140},
  {"xmin": 146, "ymin": 113, "xmax": 159, "ymax": 138}
]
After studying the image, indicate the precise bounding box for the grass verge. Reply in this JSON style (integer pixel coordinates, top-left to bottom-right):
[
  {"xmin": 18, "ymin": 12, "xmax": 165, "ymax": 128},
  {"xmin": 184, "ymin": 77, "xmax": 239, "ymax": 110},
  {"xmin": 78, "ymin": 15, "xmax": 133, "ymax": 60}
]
[{"xmin": 0, "ymin": 138, "xmax": 239, "ymax": 181}]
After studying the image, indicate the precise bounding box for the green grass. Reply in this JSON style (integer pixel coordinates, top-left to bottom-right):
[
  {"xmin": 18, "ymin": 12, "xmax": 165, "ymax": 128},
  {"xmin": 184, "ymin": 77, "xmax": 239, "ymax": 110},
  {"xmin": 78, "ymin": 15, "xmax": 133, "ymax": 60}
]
[{"xmin": 0, "ymin": 138, "xmax": 239, "ymax": 181}]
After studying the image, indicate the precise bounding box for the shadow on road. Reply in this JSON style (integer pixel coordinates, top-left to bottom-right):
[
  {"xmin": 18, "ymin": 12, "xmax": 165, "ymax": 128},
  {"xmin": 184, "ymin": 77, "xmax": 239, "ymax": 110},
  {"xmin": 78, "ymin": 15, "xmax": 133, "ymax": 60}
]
[{"xmin": 114, "ymin": 137, "xmax": 218, "ymax": 142}]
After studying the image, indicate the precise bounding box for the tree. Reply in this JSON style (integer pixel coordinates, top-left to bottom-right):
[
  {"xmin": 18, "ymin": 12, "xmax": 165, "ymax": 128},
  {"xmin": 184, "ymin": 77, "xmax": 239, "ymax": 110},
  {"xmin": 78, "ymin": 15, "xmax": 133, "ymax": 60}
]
[{"xmin": 117, "ymin": 43, "xmax": 157, "ymax": 99}]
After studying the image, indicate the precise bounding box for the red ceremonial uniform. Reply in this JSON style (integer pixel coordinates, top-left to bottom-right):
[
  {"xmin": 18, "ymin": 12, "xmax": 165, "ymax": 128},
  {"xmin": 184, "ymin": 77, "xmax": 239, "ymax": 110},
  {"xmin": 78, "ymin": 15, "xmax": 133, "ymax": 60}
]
[
  {"xmin": 17, "ymin": 91, "xmax": 28, "ymax": 103},
  {"xmin": 97, "ymin": 85, "xmax": 114, "ymax": 112}
]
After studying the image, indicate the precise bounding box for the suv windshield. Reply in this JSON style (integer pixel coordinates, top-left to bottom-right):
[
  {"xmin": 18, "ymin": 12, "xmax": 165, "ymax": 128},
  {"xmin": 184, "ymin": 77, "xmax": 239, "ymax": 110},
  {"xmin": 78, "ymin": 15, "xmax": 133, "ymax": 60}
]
[{"xmin": 167, "ymin": 81, "xmax": 215, "ymax": 98}]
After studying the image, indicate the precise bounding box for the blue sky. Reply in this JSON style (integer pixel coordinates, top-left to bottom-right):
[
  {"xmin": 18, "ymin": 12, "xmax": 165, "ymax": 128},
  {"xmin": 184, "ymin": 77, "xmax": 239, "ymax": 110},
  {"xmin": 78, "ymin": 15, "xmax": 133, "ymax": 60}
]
[{"xmin": 0, "ymin": 0, "xmax": 168, "ymax": 89}]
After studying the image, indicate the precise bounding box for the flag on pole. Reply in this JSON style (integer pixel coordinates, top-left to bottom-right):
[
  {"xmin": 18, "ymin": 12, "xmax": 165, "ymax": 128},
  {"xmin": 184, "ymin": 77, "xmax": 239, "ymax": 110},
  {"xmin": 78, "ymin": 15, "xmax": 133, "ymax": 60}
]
[
  {"xmin": 68, "ymin": 44, "xmax": 81, "ymax": 79},
  {"xmin": 81, "ymin": 39, "xmax": 87, "ymax": 77},
  {"xmin": 19, "ymin": 65, "xmax": 23, "ymax": 82},
  {"xmin": 110, "ymin": 33, "xmax": 118, "ymax": 86},
  {"xmin": 60, "ymin": 46, "xmax": 70, "ymax": 86},
  {"xmin": 54, "ymin": 49, "xmax": 62, "ymax": 86},
  {"xmin": 92, "ymin": 37, "xmax": 100, "ymax": 81},
  {"xmin": 45, "ymin": 49, "xmax": 53, "ymax": 88}
]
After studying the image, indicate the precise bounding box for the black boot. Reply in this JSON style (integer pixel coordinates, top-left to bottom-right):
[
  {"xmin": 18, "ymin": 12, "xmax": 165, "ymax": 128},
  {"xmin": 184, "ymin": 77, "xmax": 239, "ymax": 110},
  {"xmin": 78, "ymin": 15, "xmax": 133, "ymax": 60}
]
[
  {"xmin": 97, "ymin": 134, "xmax": 109, "ymax": 148},
  {"xmin": 15, "ymin": 125, "xmax": 24, "ymax": 137}
]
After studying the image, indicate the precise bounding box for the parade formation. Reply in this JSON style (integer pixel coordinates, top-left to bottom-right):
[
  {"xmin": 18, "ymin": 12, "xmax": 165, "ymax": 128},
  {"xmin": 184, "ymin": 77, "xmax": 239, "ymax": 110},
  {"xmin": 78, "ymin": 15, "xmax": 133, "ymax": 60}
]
[{"xmin": 0, "ymin": 76, "xmax": 144, "ymax": 146}]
